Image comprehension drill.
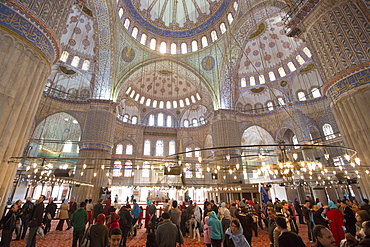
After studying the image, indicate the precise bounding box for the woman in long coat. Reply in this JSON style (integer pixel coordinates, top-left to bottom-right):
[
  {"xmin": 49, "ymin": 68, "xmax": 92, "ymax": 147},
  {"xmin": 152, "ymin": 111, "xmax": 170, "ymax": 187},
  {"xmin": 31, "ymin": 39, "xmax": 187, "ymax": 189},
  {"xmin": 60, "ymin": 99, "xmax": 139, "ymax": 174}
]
[
  {"xmin": 326, "ymin": 200, "xmax": 345, "ymax": 246},
  {"xmin": 56, "ymin": 200, "xmax": 69, "ymax": 231}
]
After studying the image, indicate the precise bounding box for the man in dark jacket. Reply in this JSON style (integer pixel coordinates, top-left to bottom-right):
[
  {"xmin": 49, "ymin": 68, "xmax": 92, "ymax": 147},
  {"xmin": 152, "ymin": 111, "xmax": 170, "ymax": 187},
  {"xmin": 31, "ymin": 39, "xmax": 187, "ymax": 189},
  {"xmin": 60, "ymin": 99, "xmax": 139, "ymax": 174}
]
[
  {"xmin": 43, "ymin": 197, "xmax": 57, "ymax": 234},
  {"xmin": 119, "ymin": 204, "xmax": 132, "ymax": 247},
  {"xmin": 312, "ymin": 205, "xmax": 329, "ymax": 228},
  {"xmin": 361, "ymin": 199, "xmax": 370, "ymax": 213},
  {"xmin": 235, "ymin": 208, "xmax": 253, "ymax": 245},
  {"xmin": 294, "ymin": 198, "xmax": 304, "ymax": 224},
  {"xmin": 26, "ymin": 195, "xmax": 45, "ymax": 247},
  {"xmin": 156, "ymin": 213, "xmax": 183, "ymax": 247},
  {"xmin": 93, "ymin": 198, "xmax": 104, "ymax": 222},
  {"xmin": 20, "ymin": 197, "xmax": 34, "ymax": 239},
  {"xmin": 0, "ymin": 203, "xmax": 18, "ymax": 246},
  {"xmin": 341, "ymin": 200, "xmax": 356, "ymax": 235},
  {"xmin": 312, "ymin": 225, "xmax": 336, "ymax": 247},
  {"xmin": 276, "ymin": 216, "xmax": 305, "ymax": 247},
  {"xmin": 67, "ymin": 197, "xmax": 77, "ymax": 230},
  {"xmin": 266, "ymin": 209, "xmax": 277, "ymax": 247}
]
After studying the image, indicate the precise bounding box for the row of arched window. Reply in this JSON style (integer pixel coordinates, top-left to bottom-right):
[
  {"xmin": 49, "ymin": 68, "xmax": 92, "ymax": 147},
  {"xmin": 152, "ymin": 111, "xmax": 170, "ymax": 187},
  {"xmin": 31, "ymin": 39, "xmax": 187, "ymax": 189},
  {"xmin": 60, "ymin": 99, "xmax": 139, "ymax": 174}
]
[
  {"xmin": 291, "ymin": 123, "xmax": 336, "ymax": 148},
  {"xmin": 60, "ymin": 51, "xmax": 90, "ymax": 71},
  {"xmin": 183, "ymin": 117, "xmax": 206, "ymax": 127},
  {"xmin": 240, "ymin": 48, "xmax": 312, "ymax": 87},
  {"xmin": 118, "ymin": 1, "xmax": 238, "ymax": 54},
  {"xmin": 126, "ymin": 87, "xmax": 201, "ymax": 109}
]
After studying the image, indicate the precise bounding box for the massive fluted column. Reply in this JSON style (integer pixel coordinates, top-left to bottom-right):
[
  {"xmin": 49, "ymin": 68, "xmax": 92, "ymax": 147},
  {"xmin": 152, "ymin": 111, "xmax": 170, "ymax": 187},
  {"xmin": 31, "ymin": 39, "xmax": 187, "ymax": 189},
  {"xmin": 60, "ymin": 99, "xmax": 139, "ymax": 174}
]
[
  {"xmin": 0, "ymin": 1, "xmax": 73, "ymax": 211},
  {"xmin": 288, "ymin": 0, "xmax": 370, "ymax": 197},
  {"xmin": 74, "ymin": 100, "xmax": 117, "ymax": 203}
]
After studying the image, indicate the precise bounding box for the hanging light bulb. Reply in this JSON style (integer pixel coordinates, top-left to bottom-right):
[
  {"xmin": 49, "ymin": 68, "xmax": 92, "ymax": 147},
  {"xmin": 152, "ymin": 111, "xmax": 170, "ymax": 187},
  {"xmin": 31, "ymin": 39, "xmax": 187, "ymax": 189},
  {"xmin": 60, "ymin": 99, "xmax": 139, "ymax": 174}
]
[
  {"xmin": 324, "ymin": 153, "xmax": 330, "ymax": 160},
  {"xmin": 26, "ymin": 166, "xmax": 30, "ymax": 171},
  {"xmin": 293, "ymin": 153, "xmax": 298, "ymax": 160},
  {"xmin": 217, "ymin": 165, "xmax": 220, "ymax": 171},
  {"xmin": 93, "ymin": 172, "xmax": 97, "ymax": 177},
  {"xmin": 229, "ymin": 169, "xmax": 232, "ymax": 174},
  {"xmin": 80, "ymin": 172, "xmax": 84, "ymax": 176},
  {"xmin": 106, "ymin": 172, "xmax": 109, "ymax": 177},
  {"xmin": 223, "ymin": 175, "xmax": 226, "ymax": 179},
  {"xmin": 83, "ymin": 164, "xmax": 87, "ymax": 169},
  {"xmin": 236, "ymin": 164, "xmax": 240, "ymax": 170},
  {"xmin": 18, "ymin": 163, "xmax": 22, "ymax": 168},
  {"xmin": 198, "ymin": 157, "xmax": 202, "ymax": 163},
  {"xmin": 355, "ymin": 157, "xmax": 361, "ymax": 166},
  {"xmin": 101, "ymin": 165, "xmax": 105, "ymax": 170},
  {"xmin": 226, "ymin": 154, "xmax": 230, "ymax": 161},
  {"xmin": 344, "ymin": 154, "xmax": 350, "ymax": 161},
  {"xmin": 207, "ymin": 167, "xmax": 210, "ymax": 172},
  {"xmin": 234, "ymin": 175, "xmax": 237, "ymax": 179},
  {"xmin": 32, "ymin": 163, "xmax": 37, "ymax": 169}
]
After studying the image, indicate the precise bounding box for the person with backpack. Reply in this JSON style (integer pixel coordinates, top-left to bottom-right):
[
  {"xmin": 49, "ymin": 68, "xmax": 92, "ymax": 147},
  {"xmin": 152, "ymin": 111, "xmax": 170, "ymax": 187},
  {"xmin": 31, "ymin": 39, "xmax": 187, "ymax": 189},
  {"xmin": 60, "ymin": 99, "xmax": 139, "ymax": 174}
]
[
  {"xmin": 119, "ymin": 204, "xmax": 132, "ymax": 247},
  {"xmin": 20, "ymin": 197, "xmax": 34, "ymax": 239},
  {"xmin": 0, "ymin": 203, "xmax": 19, "ymax": 247}
]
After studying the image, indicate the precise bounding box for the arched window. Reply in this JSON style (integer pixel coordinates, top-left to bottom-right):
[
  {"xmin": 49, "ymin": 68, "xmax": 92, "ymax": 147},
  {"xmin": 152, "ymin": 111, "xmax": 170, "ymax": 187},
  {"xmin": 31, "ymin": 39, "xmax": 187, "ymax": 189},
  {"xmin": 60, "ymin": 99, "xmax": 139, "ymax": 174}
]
[
  {"xmin": 192, "ymin": 40, "xmax": 198, "ymax": 52},
  {"xmin": 186, "ymin": 147, "xmax": 193, "ymax": 157},
  {"xmin": 185, "ymin": 98, "xmax": 190, "ymax": 105},
  {"xmin": 149, "ymin": 114, "xmax": 155, "ymax": 126},
  {"xmin": 71, "ymin": 56, "xmax": 80, "ymax": 67},
  {"xmin": 123, "ymin": 114, "xmax": 129, "ymax": 122},
  {"xmin": 185, "ymin": 163, "xmax": 193, "ymax": 178},
  {"xmin": 113, "ymin": 161, "xmax": 122, "ymax": 177},
  {"xmin": 296, "ymin": 55, "xmax": 305, "ymax": 65},
  {"xmin": 196, "ymin": 93, "xmax": 201, "ymax": 100},
  {"xmin": 292, "ymin": 135, "xmax": 299, "ymax": 149},
  {"xmin": 159, "ymin": 101, "xmax": 164, "ymax": 108},
  {"xmin": 194, "ymin": 147, "xmax": 201, "ymax": 157},
  {"xmin": 250, "ymin": 76, "xmax": 256, "ymax": 86},
  {"xmin": 303, "ymin": 47, "xmax": 312, "ymax": 57},
  {"xmin": 278, "ymin": 67, "xmax": 286, "ymax": 77},
  {"xmin": 169, "ymin": 140, "xmax": 176, "ymax": 155},
  {"xmin": 142, "ymin": 162, "xmax": 150, "ymax": 178},
  {"xmin": 311, "ymin": 87, "xmax": 321, "ymax": 98},
  {"xmin": 146, "ymin": 98, "xmax": 151, "ymax": 106},
  {"xmin": 60, "ymin": 51, "xmax": 69, "ymax": 62},
  {"xmin": 179, "ymin": 100, "xmax": 184, "ymax": 108},
  {"xmin": 124, "ymin": 18, "xmax": 130, "ymax": 29},
  {"xmin": 140, "ymin": 96, "xmax": 145, "ymax": 104},
  {"xmin": 278, "ymin": 97, "xmax": 285, "ymax": 106},
  {"xmin": 323, "ymin": 124, "xmax": 336, "ymax": 140},
  {"xmin": 157, "ymin": 113, "xmax": 164, "ymax": 126},
  {"xmin": 183, "ymin": 119, "xmax": 189, "ymax": 127},
  {"xmin": 298, "ymin": 91, "xmax": 306, "ymax": 101},
  {"xmin": 156, "ymin": 140, "xmax": 164, "ymax": 156},
  {"xmin": 118, "ymin": 8, "xmax": 124, "ymax": 18},
  {"xmin": 211, "ymin": 30, "xmax": 218, "ymax": 42},
  {"xmin": 166, "ymin": 101, "xmax": 171, "ymax": 109},
  {"xmin": 150, "ymin": 38, "xmax": 156, "ymax": 50},
  {"xmin": 134, "ymin": 93, "xmax": 140, "ymax": 101},
  {"xmin": 124, "ymin": 160, "xmax": 132, "ymax": 177},
  {"xmin": 227, "ymin": 13, "xmax": 234, "ymax": 25},
  {"xmin": 269, "ymin": 71, "xmax": 276, "ymax": 81},
  {"xmin": 166, "ymin": 115, "xmax": 172, "ymax": 127},
  {"xmin": 220, "ymin": 23, "xmax": 226, "ymax": 34},
  {"xmin": 129, "ymin": 90, "xmax": 135, "ymax": 98},
  {"xmin": 241, "ymin": 78, "xmax": 246, "ymax": 87},
  {"xmin": 62, "ymin": 141, "xmax": 73, "ymax": 152},
  {"xmin": 267, "ymin": 102, "xmax": 274, "ymax": 111},
  {"xmin": 233, "ymin": 1, "xmax": 238, "ymax": 11},
  {"xmin": 201, "ymin": 36, "xmax": 208, "ymax": 48},
  {"xmin": 199, "ymin": 117, "xmax": 205, "ymax": 124},
  {"xmin": 126, "ymin": 144, "xmax": 133, "ymax": 155},
  {"xmin": 190, "ymin": 95, "xmax": 196, "ymax": 103},
  {"xmin": 116, "ymin": 144, "xmax": 123, "ymax": 154},
  {"xmin": 287, "ymin": 62, "xmax": 296, "ymax": 72},
  {"xmin": 181, "ymin": 43, "xmax": 187, "ymax": 54},
  {"xmin": 144, "ymin": 140, "xmax": 151, "ymax": 155},
  {"xmin": 125, "ymin": 87, "xmax": 132, "ymax": 94},
  {"xmin": 195, "ymin": 163, "xmax": 202, "ymax": 178},
  {"xmin": 82, "ymin": 60, "xmax": 90, "ymax": 71},
  {"xmin": 132, "ymin": 27, "xmax": 138, "ymax": 39},
  {"xmin": 259, "ymin": 75, "xmax": 265, "ymax": 84},
  {"xmin": 192, "ymin": 118, "xmax": 198, "ymax": 127},
  {"xmin": 245, "ymin": 104, "xmax": 252, "ymax": 112},
  {"xmin": 152, "ymin": 100, "xmax": 158, "ymax": 108},
  {"xmin": 172, "ymin": 101, "xmax": 178, "ymax": 108},
  {"xmin": 160, "ymin": 42, "xmax": 167, "ymax": 53},
  {"xmin": 132, "ymin": 116, "xmax": 138, "ymax": 124},
  {"xmin": 140, "ymin": 33, "xmax": 147, "ymax": 45},
  {"xmin": 171, "ymin": 43, "xmax": 177, "ymax": 54}
]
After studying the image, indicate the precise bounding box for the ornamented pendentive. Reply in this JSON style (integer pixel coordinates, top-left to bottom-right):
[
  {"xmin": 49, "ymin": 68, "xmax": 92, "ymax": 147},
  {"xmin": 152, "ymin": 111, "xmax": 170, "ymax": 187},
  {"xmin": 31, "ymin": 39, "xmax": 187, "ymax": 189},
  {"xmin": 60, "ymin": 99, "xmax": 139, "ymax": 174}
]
[
  {"xmin": 201, "ymin": 56, "xmax": 215, "ymax": 71},
  {"xmin": 121, "ymin": 46, "xmax": 136, "ymax": 62}
]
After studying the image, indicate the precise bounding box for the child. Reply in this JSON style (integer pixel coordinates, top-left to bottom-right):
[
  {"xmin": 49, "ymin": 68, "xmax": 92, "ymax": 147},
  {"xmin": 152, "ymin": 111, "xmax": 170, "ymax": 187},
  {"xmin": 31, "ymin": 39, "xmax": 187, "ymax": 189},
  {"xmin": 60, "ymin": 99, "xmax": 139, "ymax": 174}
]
[{"xmin": 109, "ymin": 228, "xmax": 122, "ymax": 247}]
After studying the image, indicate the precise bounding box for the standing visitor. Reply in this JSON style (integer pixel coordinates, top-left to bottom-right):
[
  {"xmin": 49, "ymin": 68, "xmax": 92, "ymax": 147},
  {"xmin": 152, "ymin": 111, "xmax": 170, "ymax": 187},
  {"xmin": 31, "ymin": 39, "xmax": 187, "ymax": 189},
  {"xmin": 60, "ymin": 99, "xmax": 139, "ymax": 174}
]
[
  {"xmin": 325, "ymin": 200, "xmax": 345, "ymax": 246},
  {"xmin": 72, "ymin": 202, "xmax": 88, "ymax": 247},
  {"xmin": 0, "ymin": 203, "xmax": 18, "ymax": 247},
  {"xmin": 43, "ymin": 197, "xmax": 57, "ymax": 235},
  {"xmin": 67, "ymin": 197, "xmax": 77, "ymax": 230},
  {"xmin": 20, "ymin": 197, "xmax": 34, "ymax": 239},
  {"xmin": 89, "ymin": 214, "xmax": 109, "ymax": 247},
  {"xmin": 207, "ymin": 211, "xmax": 224, "ymax": 247},
  {"xmin": 93, "ymin": 199, "xmax": 104, "ymax": 223},
  {"xmin": 224, "ymin": 218, "xmax": 250, "ymax": 247},
  {"xmin": 56, "ymin": 199, "xmax": 69, "ymax": 231},
  {"xmin": 26, "ymin": 195, "xmax": 45, "ymax": 247},
  {"xmin": 86, "ymin": 199, "xmax": 93, "ymax": 225}
]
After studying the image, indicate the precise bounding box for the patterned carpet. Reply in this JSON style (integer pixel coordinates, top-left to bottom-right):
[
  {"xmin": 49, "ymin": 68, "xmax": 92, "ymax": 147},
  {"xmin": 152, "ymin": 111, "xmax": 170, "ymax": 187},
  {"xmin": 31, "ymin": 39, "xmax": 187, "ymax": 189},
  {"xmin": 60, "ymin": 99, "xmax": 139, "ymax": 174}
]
[{"xmin": 4, "ymin": 221, "xmax": 317, "ymax": 246}]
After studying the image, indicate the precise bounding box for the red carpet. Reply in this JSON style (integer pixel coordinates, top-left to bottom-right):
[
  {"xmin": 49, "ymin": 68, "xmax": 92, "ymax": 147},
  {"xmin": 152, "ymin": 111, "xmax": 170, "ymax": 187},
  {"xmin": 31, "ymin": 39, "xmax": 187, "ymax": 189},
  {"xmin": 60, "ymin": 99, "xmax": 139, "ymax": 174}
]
[{"xmin": 4, "ymin": 221, "xmax": 317, "ymax": 246}]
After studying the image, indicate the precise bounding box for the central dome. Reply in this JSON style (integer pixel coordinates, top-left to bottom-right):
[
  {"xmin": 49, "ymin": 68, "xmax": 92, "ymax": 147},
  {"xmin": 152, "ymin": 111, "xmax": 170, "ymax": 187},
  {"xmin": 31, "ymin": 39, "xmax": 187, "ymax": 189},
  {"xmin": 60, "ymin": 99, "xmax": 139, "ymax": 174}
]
[{"xmin": 118, "ymin": 0, "xmax": 237, "ymax": 53}]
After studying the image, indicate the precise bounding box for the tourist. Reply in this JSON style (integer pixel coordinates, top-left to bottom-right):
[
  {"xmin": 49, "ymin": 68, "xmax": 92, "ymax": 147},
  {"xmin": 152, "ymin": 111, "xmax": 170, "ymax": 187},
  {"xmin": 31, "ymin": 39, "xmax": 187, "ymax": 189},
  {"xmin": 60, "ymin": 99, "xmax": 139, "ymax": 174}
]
[
  {"xmin": 0, "ymin": 203, "xmax": 18, "ymax": 247},
  {"xmin": 325, "ymin": 200, "xmax": 345, "ymax": 246},
  {"xmin": 208, "ymin": 211, "xmax": 224, "ymax": 247},
  {"xmin": 26, "ymin": 195, "xmax": 45, "ymax": 247},
  {"xmin": 109, "ymin": 228, "xmax": 122, "ymax": 247},
  {"xmin": 276, "ymin": 216, "xmax": 305, "ymax": 247},
  {"xmin": 56, "ymin": 199, "xmax": 69, "ymax": 231},
  {"xmin": 72, "ymin": 201, "xmax": 88, "ymax": 247},
  {"xmin": 156, "ymin": 212, "xmax": 183, "ymax": 246},
  {"xmin": 43, "ymin": 197, "xmax": 57, "ymax": 235},
  {"xmin": 20, "ymin": 197, "xmax": 34, "ymax": 239},
  {"xmin": 224, "ymin": 218, "xmax": 250, "ymax": 247},
  {"xmin": 312, "ymin": 225, "xmax": 336, "ymax": 247},
  {"xmin": 89, "ymin": 214, "xmax": 109, "ymax": 247}
]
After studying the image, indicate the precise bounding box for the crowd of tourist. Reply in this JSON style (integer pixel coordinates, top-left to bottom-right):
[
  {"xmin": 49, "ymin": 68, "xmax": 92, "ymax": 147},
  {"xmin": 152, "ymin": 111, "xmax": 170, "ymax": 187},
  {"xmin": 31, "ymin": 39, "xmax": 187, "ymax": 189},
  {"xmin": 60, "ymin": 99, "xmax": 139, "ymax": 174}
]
[{"xmin": 1, "ymin": 195, "xmax": 370, "ymax": 247}]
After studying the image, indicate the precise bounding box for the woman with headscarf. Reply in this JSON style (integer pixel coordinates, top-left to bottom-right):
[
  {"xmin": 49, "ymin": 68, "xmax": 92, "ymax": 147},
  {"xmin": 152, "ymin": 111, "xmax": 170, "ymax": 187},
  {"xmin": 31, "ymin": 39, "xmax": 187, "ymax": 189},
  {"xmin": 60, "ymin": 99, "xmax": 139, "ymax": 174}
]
[
  {"xmin": 89, "ymin": 214, "xmax": 109, "ymax": 247},
  {"xmin": 219, "ymin": 202, "xmax": 227, "ymax": 220},
  {"xmin": 355, "ymin": 210, "xmax": 370, "ymax": 237},
  {"xmin": 109, "ymin": 212, "xmax": 120, "ymax": 231},
  {"xmin": 326, "ymin": 200, "xmax": 345, "ymax": 246},
  {"xmin": 203, "ymin": 216, "xmax": 212, "ymax": 247},
  {"xmin": 224, "ymin": 218, "xmax": 251, "ymax": 247},
  {"xmin": 56, "ymin": 199, "xmax": 69, "ymax": 231},
  {"xmin": 222, "ymin": 208, "xmax": 232, "ymax": 234},
  {"xmin": 208, "ymin": 211, "xmax": 224, "ymax": 247},
  {"xmin": 145, "ymin": 200, "xmax": 152, "ymax": 231}
]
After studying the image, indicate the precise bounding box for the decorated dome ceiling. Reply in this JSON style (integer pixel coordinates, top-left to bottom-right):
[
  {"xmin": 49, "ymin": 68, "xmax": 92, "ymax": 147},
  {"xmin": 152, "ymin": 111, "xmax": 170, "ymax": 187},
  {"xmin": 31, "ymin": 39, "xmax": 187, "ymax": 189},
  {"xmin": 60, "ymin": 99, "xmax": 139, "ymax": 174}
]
[
  {"xmin": 118, "ymin": 0, "xmax": 237, "ymax": 53},
  {"xmin": 239, "ymin": 14, "xmax": 306, "ymax": 76}
]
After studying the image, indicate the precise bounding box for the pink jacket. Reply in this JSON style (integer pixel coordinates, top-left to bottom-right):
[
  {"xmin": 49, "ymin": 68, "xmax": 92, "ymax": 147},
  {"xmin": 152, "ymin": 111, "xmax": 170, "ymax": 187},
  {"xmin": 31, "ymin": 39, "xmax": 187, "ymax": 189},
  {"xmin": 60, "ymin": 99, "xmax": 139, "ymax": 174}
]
[{"xmin": 203, "ymin": 216, "xmax": 212, "ymax": 244}]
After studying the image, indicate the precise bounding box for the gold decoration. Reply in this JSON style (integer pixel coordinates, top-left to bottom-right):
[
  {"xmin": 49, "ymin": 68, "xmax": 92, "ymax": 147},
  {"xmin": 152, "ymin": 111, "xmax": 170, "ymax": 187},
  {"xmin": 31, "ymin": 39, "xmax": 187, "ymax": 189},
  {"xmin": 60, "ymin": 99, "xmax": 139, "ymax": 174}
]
[
  {"xmin": 251, "ymin": 87, "xmax": 265, "ymax": 93},
  {"xmin": 158, "ymin": 70, "xmax": 172, "ymax": 75},
  {"xmin": 280, "ymin": 81, "xmax": 288, "ymax": 87},
  {"xmin": 59, "ymin": 66, "xmax": 76, "ymax": 75},
  {"xmin": 300, "ymin": 63, "xmax": 314, "ymax": 72},
  {"xmin": 249, "ymin": 23, "xmax": 265, "ymax": 39}
]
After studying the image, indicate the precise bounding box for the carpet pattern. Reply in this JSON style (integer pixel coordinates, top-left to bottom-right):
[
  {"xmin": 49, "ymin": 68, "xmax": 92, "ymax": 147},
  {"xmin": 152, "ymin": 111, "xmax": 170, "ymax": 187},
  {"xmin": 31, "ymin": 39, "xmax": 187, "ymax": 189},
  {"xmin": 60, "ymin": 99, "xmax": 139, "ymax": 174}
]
[{"xmin": 3, "ymin": 221, "xmax": 317, "ymax": 246}]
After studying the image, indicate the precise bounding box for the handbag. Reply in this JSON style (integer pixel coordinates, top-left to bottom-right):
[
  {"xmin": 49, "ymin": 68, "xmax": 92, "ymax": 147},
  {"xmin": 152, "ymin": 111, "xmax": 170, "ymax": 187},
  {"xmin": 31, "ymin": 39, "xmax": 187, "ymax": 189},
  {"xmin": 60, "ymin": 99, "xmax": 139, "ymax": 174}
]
[
  {"xmin": 37, "ymin": 227, "xmax": 45, "ymax": 238},
  {"xmin": 81, "ymin": 225, "xmax": 91, "ymax": 247},
  {"xmin": 46, "ymin": 213, "xmax": 52, "ymax": 220}
]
